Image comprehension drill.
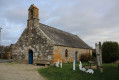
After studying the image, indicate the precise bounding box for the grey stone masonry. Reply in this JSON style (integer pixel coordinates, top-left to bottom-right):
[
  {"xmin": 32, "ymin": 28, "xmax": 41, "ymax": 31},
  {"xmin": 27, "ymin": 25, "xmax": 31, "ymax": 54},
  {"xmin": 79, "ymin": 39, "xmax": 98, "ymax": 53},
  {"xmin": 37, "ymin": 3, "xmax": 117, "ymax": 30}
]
[{"xmin": 12, "ymin": 4, "xmax": 54, "ymax": 64}]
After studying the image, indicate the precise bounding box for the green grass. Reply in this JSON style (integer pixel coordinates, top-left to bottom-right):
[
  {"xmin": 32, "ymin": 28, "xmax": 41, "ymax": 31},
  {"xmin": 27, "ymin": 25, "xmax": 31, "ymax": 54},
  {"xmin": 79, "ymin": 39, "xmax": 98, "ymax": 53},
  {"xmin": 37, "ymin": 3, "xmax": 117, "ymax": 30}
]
[{"xmin": 38, "ymin": 63, "xmax": 119, "ymax": 80}]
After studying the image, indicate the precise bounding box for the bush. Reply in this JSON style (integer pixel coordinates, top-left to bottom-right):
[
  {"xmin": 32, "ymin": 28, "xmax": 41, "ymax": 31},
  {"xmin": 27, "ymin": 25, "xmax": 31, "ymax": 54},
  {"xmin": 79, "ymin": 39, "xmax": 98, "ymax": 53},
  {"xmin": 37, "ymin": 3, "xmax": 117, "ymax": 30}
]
[
  {"xmin": 80, "ymin": 53, "xmax": 92, "ymax": 62},
  {"xmin": 102, "ymin": 41, "xmax": 119, "ymax": 63},
  {"xmin": 92, "ymin": 52, "xmax": 96, "ymax": 58}
]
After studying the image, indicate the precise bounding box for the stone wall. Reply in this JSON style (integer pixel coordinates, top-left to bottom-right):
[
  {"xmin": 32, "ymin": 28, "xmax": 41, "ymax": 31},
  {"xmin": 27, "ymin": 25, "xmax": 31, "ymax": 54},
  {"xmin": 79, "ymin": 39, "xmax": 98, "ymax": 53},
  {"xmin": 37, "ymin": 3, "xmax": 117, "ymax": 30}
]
[
  {"xmin": 12, "ymin": 5, "xmax": 54, "ymax": 64},
  {"xmin": 53, "ymin": 46, "xmax": 92, "ymax": 63},
  {"xmin": 12, "ymin": 27, "xmax": 29, "ymax": 62},
  {"xmin": 0, "ymin": 46, "xmax": 12, "ymax": 59},
  {"xmin": 12, "ymin": 24, "xmax": 54, "ymax": 64},
  {"xmin": 28, "ymin": 24, "xmax": 54, "ymax": 64}
]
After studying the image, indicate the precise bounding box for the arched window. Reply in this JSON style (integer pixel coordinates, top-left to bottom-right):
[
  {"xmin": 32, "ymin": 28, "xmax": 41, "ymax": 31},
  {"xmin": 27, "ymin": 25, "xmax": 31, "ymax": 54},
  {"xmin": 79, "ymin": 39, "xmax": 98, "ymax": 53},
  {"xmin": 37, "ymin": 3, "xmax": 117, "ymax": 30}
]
[{"xmin": 65, "ymin": 49, "xmax": 68, "ymax": 57}]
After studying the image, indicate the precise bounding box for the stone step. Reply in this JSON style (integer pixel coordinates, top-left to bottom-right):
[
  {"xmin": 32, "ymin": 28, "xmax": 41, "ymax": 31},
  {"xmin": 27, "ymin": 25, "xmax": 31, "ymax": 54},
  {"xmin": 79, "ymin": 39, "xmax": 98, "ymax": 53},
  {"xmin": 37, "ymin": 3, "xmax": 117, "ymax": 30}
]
[{"xmin": 34, "ymin": 60, "xmax": 51, "ymax": 65}]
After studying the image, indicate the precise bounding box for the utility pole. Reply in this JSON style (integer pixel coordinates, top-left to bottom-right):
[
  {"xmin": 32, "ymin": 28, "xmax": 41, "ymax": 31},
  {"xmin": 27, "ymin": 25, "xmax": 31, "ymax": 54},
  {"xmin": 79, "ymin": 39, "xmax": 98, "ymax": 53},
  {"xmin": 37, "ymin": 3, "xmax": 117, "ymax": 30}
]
[{"xmin": 0, "ymin": 27, "xmax": 2, "ymax": 45}]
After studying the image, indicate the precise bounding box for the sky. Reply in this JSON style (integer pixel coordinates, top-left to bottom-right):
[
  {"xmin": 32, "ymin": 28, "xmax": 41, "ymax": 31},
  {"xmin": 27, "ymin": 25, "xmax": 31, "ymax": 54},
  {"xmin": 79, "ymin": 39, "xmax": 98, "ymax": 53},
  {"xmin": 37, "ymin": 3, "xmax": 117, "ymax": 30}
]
[{"xmin": 0, "ymin": 0, "xmax": 119, "ymax": 48}]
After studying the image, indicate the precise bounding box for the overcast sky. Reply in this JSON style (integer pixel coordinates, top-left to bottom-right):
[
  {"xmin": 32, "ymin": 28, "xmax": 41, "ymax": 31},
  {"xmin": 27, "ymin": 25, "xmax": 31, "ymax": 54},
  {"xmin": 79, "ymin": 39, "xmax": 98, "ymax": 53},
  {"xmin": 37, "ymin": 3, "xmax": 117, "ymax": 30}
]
[{"xmin": 0, "ymin": 0, "xmax": 119, "ymax": 48}]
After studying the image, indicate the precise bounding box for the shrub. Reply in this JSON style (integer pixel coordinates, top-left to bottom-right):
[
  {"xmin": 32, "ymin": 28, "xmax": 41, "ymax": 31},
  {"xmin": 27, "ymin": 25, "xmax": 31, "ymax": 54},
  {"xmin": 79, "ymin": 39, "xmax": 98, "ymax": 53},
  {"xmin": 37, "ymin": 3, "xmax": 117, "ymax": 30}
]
[
  {"xmin": 102, "ymin": 41, "xmax": 119, "ymax": 63},
  {"xmin": 92, "ymin": 52, "xmax": 96, "ymax": 58},
  {"xmin": 80, "ymin": 53, "xmax": 92, "ymax": 62}
]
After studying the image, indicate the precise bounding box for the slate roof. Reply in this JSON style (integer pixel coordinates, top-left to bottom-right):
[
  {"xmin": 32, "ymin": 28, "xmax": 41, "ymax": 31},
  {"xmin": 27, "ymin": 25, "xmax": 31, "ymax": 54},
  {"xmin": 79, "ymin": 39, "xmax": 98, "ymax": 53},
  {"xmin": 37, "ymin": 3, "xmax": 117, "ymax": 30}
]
[{"xmin": 39, "ymin": 23, "xmax": 91, "ymax": 49}]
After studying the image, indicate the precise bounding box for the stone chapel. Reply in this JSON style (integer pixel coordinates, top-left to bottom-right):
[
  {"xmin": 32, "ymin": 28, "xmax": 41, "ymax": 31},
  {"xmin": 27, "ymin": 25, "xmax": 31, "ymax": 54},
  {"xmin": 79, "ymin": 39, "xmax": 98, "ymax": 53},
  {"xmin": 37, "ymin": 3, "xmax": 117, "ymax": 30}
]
[{"xmin": 12, "ymin": 4, "xmax": 92, "ymax": 65}]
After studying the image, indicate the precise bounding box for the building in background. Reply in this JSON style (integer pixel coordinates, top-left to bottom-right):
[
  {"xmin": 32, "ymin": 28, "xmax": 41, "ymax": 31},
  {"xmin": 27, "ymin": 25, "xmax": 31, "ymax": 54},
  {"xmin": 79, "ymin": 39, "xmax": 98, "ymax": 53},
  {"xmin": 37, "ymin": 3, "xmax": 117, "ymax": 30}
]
[{"xmin": 0, "ymin": 45, "xmax": 12, "ymax": 59}]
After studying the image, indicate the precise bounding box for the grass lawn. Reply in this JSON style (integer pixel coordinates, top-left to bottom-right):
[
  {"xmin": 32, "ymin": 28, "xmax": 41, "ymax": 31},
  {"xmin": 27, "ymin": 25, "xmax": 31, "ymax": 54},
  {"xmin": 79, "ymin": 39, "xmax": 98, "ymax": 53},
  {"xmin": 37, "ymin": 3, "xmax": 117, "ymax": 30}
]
[{"xmin": 38, "ymin": 63, "xmax": 119, "ymax": 80}]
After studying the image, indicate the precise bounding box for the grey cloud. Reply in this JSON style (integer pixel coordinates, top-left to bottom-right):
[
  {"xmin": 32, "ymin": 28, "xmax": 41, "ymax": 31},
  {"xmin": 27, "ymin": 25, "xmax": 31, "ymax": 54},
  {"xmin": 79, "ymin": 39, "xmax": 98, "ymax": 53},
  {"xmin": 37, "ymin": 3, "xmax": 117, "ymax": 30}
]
[
  {"xmin": 4, "ymin": 7, "xmax": 27, "ymax": 24},
  {"xmin": 40, "ymin": 0, "xmax": 119, "ymax": 48},
  {"xmin": 0, "ymin": 0, "xmax": 119, "ymax": 48}
]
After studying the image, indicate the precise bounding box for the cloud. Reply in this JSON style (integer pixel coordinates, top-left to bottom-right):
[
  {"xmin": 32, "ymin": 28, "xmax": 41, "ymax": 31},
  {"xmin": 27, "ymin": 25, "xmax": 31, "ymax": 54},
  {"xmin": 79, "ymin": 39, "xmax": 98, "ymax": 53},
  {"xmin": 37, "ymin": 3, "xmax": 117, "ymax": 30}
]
[
  {"xmin": 0, "ymin": 0, "xmax": 119, "ymax": 48},
  {"xmin": 41, "ymin": 0, "xmax": 119, "ymax": 48},
  {"xmin": 0, "ymin": 18, "xmax": 25, "ymax": 46}
]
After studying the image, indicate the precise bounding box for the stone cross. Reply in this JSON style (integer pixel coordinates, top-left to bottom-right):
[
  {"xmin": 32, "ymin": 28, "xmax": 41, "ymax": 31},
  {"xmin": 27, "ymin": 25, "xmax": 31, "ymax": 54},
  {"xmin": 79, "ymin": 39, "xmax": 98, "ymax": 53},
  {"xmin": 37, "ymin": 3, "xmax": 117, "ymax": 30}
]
[
  {"xmin": 55, "ymin": 59, "xmax": 59, "ymax": 67},
  {"xmin": 55, "ymin": 62, "xmax": 58, "ymax": 67},
  {"xmin": 79, "ymin": 61, "xmax": 82, "ymax": 70},
  {"xmin": 79, "ymin": 61, "xmax": 86, "ymax": 72},
  {"xmin": 60, "ymin": 60, "xmax": 62, "ymax": 68},
  {"xmin": 73, "ymin": 60, "xmax": 75, "ymax": 70},
  {"xmin": 57, "ymin": 59, "xmax": 59, "ymax": 67}
]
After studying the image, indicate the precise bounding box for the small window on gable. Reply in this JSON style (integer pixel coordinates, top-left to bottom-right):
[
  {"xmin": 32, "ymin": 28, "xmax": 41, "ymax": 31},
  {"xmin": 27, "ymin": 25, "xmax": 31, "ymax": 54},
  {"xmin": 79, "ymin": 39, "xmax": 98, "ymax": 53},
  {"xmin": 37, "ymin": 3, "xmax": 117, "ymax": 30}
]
[{"xmin": 65, "ymin": 49, "xmax": 68, "ymax": 57}]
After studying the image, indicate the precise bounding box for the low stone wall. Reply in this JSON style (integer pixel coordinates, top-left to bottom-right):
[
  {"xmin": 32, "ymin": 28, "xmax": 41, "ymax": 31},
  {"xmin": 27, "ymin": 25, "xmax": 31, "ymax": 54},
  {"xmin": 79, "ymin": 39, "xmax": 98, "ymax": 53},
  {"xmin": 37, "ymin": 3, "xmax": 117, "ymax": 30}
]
[
  {"xmin": 0, "ymin": 53, "xmax": 11, "ymax": 59},
  {"xmin": 0, "ymin": 46, "xmax": 12, "ymax": 59}
]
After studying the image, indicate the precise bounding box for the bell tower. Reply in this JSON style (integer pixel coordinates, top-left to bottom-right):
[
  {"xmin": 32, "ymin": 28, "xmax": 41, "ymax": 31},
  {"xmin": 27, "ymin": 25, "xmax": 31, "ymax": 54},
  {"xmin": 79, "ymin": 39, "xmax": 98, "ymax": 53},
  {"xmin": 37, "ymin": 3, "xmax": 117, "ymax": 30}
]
[
  {"xmin": 27, "ymin": 4, "xmax": 39, "ymax": 27},
  {"xmin": 27, "ymin": 4, "xmax": 39, "ymax": 47}
]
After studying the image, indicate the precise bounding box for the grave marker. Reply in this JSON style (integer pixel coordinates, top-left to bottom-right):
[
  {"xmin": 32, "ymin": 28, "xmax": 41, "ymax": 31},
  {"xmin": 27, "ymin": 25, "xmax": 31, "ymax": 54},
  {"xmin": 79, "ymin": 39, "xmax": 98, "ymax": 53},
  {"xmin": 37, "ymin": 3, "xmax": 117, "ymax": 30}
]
[
  {"xmin": 95, "ymin": 42, "xmax": 103, "ymax": 72},
  {"xmin": 60, "ymin": 60, "xmax": 62, "ymax": 68},
  {"xmin": 73, "ymin": 60, "xmax": 75, "ymax": 70}
]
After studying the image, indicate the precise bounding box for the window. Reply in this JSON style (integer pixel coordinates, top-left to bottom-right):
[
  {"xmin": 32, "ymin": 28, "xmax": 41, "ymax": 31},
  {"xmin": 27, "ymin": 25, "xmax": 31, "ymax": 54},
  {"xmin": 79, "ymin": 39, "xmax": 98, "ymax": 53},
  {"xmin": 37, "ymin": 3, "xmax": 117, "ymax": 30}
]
[
  {"xmin": 31, "ymin": 10, "xmax": 33, "ymax": 18},
  {"xmin": 65, "ymin": 49, "xmax": 68, "ymax": 57}
]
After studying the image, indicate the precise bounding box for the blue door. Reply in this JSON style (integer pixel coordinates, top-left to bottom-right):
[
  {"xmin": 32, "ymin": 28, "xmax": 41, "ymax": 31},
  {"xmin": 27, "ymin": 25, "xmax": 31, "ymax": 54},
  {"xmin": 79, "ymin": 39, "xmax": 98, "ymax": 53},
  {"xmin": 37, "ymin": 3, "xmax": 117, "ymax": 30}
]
[
  {"xmin": 29, "ymin": 50, "xmax": 33, "ymax": 64},
  {"xmin": 75, "ymin": 51, "xmax": 77, "ymax": 63}
]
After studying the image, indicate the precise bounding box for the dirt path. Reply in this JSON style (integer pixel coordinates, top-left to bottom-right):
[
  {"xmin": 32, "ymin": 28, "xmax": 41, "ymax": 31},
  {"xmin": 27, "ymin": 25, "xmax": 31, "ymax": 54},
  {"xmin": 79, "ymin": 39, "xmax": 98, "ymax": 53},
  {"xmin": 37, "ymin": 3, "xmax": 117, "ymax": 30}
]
[{"xmin": 0, "ymin": 63, "xmax": 46, "ymax": 80}]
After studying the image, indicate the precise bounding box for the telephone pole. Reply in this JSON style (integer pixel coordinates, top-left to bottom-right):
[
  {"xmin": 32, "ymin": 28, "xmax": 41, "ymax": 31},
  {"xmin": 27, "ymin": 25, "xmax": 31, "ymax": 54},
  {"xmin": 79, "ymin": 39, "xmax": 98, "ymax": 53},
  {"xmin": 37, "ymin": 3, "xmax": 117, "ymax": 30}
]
[{"xmin": 0, "ymin": 27, "xmax": 2, "ymax": 45}]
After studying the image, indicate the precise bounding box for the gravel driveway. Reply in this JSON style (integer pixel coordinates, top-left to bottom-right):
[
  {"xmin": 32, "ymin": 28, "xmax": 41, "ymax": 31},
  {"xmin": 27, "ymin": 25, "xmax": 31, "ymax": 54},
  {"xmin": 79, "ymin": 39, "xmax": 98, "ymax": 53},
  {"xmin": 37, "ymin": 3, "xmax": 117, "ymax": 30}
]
[{"xmin": 0, "ymin": 63, "xmax": 46, "ymax": 80}]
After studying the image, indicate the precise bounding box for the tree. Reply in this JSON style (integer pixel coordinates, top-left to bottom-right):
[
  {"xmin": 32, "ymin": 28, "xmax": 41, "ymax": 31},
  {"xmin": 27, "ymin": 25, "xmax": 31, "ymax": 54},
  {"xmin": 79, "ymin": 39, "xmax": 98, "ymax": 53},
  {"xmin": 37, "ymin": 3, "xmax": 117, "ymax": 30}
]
[{"xmin": 102, "ymin": 41, "xmax": 119, "ymax": 63}]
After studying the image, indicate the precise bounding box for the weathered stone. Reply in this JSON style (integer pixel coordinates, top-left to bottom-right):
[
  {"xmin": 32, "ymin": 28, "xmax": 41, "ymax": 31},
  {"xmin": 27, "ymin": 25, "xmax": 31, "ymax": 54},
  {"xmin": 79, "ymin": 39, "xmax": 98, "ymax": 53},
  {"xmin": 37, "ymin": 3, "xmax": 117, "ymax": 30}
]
[{"xmin": 12, "ymin": 4, "xmax": 92, "ymax": 65}]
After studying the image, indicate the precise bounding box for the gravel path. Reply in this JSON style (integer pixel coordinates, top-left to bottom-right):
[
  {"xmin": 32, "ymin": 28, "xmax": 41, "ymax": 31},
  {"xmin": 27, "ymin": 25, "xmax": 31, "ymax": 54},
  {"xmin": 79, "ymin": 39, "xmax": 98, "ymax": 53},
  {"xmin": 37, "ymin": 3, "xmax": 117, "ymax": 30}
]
[{"xmin": 0, "ymin": 63, "xmax": 46, "ymax": 80}]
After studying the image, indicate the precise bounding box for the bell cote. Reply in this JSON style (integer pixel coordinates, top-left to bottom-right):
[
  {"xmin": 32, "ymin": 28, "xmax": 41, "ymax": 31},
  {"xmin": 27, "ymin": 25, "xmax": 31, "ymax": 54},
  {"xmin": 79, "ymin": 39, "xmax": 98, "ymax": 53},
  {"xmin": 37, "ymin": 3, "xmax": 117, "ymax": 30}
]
[
  {"xmin": 28, "ymin": 4, "xmax": 39, "ymax": 20},
  {"xmin": 27, "ymin": 4, "xmax": 39, "ymax": 27}
]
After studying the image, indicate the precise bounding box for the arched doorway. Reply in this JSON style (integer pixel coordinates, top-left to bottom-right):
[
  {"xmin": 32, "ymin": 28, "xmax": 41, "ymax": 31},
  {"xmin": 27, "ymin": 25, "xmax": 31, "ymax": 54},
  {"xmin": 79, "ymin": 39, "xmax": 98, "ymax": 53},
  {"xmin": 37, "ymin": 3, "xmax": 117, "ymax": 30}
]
[{"xmin": 29, "ymin": 50, "xmax": 33, "ymax": 64}]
